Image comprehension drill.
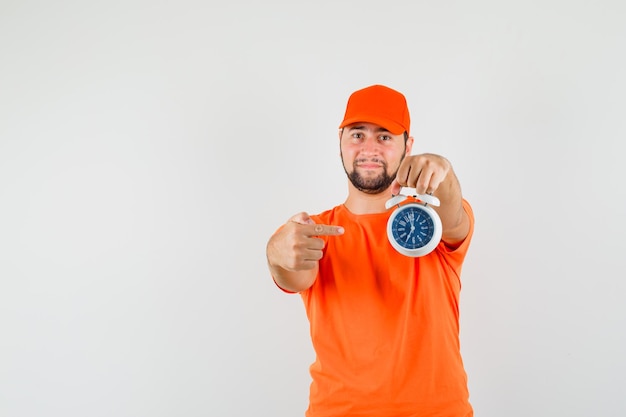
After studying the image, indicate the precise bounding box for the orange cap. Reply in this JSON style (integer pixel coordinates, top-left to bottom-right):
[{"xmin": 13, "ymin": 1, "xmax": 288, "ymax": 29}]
[{"xmin": 339, "ymin": 84, "xmax": 410, "ymax": 135}]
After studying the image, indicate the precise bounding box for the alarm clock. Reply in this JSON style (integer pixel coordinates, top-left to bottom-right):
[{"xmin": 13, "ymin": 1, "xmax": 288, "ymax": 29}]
[{"xmin": 385, "ymin": 188, "xmax": 443, "ymax": 257}]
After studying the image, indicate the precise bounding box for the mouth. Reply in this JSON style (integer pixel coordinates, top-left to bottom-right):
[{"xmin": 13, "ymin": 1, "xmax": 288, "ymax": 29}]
[
  {"xmin": 357, "ymin": 164, "xmax": 383, "ymax": 170},
  {"xmin": 355, "ymin": 159, "xmax": 385, "ymax": 170}
]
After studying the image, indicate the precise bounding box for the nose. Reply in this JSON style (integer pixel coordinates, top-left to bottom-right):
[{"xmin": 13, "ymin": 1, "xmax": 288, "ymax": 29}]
[{"xmin": 360, "ymin": 136, "xmax": 381, "ymax": 155}]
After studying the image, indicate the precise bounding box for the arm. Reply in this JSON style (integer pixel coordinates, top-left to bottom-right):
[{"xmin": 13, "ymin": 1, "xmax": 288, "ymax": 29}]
[
  {"xmin": 392, "ymin": 153, "xmax": 470, "ymax": 247},
  {"xmin": 266, "ymin": 212, "xmax": 344, "ymax": 293}
]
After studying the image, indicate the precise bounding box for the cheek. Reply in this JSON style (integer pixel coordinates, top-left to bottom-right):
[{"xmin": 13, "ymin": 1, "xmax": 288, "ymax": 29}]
[
  {"xmin": 384, "ymin": 150, "xmax": 405, "ymax": 168},
  {"xmin": 340, "ymin": 153, "xmax": 353, "ymax": 168},
  {"xmin": 340, "ymin": 145, "xmax": 356, "ymax": 160}
]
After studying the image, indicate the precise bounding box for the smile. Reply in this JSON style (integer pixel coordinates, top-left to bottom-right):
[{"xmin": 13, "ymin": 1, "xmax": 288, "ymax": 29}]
[{"xmin": 356, "ymin": 161, "xmax": 384, "ymax": 169}]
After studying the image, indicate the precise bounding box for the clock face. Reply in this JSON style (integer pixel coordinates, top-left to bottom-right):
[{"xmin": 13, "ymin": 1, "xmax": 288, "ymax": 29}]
[
  {"xmin": 387, "ymin": 203, "xmax": 443, "ymax": 257},
  {"xmin": 390, "ymin": 205, "xmax": 435, "ymax": 249}
]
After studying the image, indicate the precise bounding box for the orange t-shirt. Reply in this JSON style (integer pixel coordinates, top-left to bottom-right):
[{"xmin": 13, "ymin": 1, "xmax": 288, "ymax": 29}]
[{"xmin": 298, "ymin": 199, "xmax": 475, "ymax": 417}]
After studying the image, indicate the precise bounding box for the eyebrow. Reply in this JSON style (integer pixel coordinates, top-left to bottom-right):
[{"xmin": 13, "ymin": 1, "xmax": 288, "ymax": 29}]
[{"xmin": 348, "ymin": 125, "xmax": 391, "ymax": 133}]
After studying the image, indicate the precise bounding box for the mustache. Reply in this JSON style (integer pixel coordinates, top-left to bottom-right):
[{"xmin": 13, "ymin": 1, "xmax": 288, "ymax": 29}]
[{"xmin": 354, "ymin": 158, "xmax": 386, "ymax": 166}]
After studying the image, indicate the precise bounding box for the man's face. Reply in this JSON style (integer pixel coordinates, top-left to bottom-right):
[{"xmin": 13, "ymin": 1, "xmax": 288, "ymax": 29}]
[{"xmin": 339, "ymin": 122, "xmax": 412, "ymax": 194}]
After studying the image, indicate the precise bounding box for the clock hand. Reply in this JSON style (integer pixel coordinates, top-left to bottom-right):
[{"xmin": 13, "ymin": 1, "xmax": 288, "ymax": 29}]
[{"xmin": 406, "ymin": 217, "xmax": 416, "ymax": 242}]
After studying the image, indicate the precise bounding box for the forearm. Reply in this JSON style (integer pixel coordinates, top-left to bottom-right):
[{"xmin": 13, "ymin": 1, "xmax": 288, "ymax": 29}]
[
  {"xmin": 433, "ymin": 167, "xmax": 469, "ymax": 244},
  {"xmin": 268, "ymin": 262, "xmax": 317, "ymax": 293}
]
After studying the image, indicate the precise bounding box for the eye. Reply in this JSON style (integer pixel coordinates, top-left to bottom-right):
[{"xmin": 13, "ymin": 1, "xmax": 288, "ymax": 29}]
[
  {"xmin": 351, "ymin": 132, "xmax": 364, "ymax": 139},
  {"xmin": 379, "ymin": 135, "xmax": 392, "ymax": 141}
]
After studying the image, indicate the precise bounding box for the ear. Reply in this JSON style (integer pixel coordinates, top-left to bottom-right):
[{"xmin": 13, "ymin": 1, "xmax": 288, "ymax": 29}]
[
  {"xmin": 338, "ymin": 129, "xmax": 343, "ymax": 157},
  {"xmin": 405, "ymin": 135, "xmax": 415, "ymax": 155}
]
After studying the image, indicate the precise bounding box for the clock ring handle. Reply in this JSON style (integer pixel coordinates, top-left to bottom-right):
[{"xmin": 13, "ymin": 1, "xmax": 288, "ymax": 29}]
[{"xmin": 398, "ymin": 187, "xmax": 441, "ymax": 207}]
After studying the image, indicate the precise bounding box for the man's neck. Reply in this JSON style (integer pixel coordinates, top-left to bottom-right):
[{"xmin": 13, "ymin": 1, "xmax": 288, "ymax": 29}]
[{"xmin": 343, "ymin": 183, "xmax": 393, "ymax": 215}]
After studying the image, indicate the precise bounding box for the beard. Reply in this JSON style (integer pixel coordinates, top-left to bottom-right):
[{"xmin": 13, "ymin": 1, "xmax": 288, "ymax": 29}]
[{"xmin": 343, "ymin": 156, "xmax": 400, "ymax": 195}]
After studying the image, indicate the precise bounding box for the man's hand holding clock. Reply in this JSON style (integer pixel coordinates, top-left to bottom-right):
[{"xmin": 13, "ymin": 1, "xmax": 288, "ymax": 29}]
[
  {"xmin": 389, "ymin": 152, "xmax": 470, "ymax": 252},
  {"xmin": 391, "ymin": 153, "xmax": 452, "ymax": 196}
]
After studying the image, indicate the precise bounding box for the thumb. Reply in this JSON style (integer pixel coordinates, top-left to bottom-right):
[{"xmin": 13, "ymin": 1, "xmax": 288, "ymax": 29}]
[
  {"xmin": 289, "ymin": 212, "xmax": 315, "ymax": 225},
  {"xmin": 390, "ymin": 179, "xmax": 402, "ymax": 196}
]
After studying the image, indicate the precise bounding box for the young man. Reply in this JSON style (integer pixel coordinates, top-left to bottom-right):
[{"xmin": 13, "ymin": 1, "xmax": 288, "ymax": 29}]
[{"xmin": 266, "ymin": 84, "xmax": 474, "ymax": 417}]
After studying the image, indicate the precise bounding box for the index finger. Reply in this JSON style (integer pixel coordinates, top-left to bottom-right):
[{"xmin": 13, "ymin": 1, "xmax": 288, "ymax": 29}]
[{"xmin": 305, "ymin": 223, "xmax": 344, "ymax": 237}]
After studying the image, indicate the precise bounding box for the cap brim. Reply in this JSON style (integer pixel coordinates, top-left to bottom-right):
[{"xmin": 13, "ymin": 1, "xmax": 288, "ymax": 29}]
[{"xmin": 339, "ymin": 115, "xmax": 406, "ymax": 135}]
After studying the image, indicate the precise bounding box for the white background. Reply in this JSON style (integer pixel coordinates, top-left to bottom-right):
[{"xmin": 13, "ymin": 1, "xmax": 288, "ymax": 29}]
[{"xmin": 1, "ymin": 1, "xmax": 625, "ymax": 416}]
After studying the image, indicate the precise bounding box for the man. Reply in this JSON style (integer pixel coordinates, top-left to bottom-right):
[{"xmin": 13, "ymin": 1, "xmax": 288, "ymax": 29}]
[{"xmin": 266, "ymin": 84, "xmax": 474, "ymax": 417}]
